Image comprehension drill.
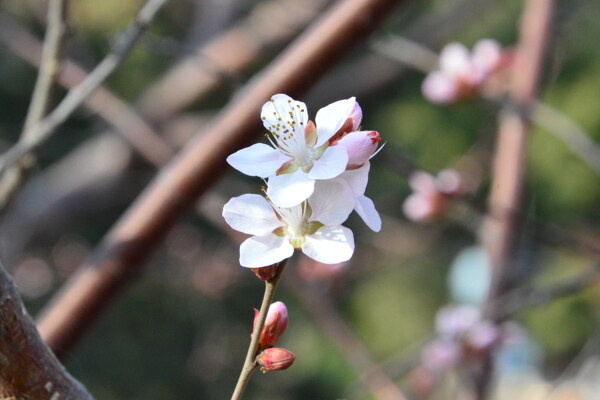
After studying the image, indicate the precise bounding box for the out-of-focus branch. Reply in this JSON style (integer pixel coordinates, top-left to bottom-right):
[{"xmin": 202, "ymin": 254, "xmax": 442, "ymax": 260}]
[
  {"xmin": 0, "ymin": 0, "xmax": 169, "ymax": 176},
  {"xmin": 0, "ymin": 0, "xmax": 69, "ymax": 214},
  {"xmin": 531, "ymin": 101, "xmax": 600, "ymax": 175},
  {"xmin": 0, "ymin": 14, "xmax": 176, "ymax": 168},
  {"xmin": 36, "ymin": 0, "xmax": 406, "ymax": 357},
  {"xmin": 483, "ymin": 0, "xmax": 554, "ymax": 304},
  {"xmin": 139, "ymin": 0, "xmax": 331, "ymax": 121},
  {"xmin": 494, "ymin": 262, "xmax": 600, "ymax": 319},
  {"xmin": 479, "ymin": 1, "xmax": 554, "ymax": 398},
  {"xmin": 0, "ymin": 263, "xmax": 93, "ymax": 400}
]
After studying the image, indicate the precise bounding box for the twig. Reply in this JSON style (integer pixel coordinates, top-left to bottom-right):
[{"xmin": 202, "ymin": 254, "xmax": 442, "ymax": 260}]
[
  {"xmin": 0, "ymin": 0, "xmax": 69, "ymax": 214},
  {"xmin": 0, "ymin": 0, "xmax": 169, "ymax": 176},
  {"xmin": 531, "ymin": 101, "xmax": 600, "ymax": 175},
  {"xmin": 231, "ymin": 260, "xmax": 288, "ymax": 400},
  {"xmin": 0, "ymin": 263, "xmax": 93, "ymax": 400},
  {"xmin": 36, "ymin": 0, "xmax": 405, "ymax": 355},
  {"xmin": 0, "ymin": 13, "xmax": 176, "ymax": 168},
  {"xmin": 493, "ymin": 262, "xmax": 600, "ymax": 319}
]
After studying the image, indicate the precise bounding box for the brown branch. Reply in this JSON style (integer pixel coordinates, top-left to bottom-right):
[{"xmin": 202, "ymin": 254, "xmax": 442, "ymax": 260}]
[
  {"xmin": 36, "ymin": 0, "xmax": 406, "ymax": 357},
  {"xmin": 0, "ymin": 0, "xmax": 69, "ymax": 214},
  {"xmin": 0, "ymin": 264, "xmax": 93, "ymax": 399},
  {"xmin": 478, "ymin": 1, "xmax": 554, "ymax": 398},
  {"xmin": 483, "ymin": 0, "xmax": 555, "ymax": 306},
  {"xmin": 139, "ymin": 0, "xmax": 332, "ymax": 122}
]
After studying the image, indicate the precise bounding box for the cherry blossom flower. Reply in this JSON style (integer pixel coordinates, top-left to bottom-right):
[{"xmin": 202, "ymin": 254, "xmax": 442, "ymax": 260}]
[
  {"xmin": 222, "ymin": 180, "xmax": 355, "ymax": 268},
  {"xmin": 227, "ymin": 94, "xmax": 366, "ymax": 207},
  {"xmin": 403, "ymin": 169, "xmax": 463, "ymax": 222},
  {"xmin": 422, "ymin": 39, "xmax": 504, "ymax": 104}
]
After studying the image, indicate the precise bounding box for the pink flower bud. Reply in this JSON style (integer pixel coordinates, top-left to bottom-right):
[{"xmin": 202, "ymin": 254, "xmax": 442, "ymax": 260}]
[
  {"xmin": 253, "ymin": 301, "xmax": 288, "ymax": 348},
  {"xmin": 337, "ymin": 130, "xmax": 382, "ymax": 169},
  {"xmin": 348, "ymin": 102, "xmax": 363, "ymax": 131},
  {"xmin": 256, "ymin": 348, "xmax": 296, "ymax": 372}
]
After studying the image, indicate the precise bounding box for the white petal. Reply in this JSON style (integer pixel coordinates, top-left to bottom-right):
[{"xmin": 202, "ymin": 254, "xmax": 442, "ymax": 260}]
[
  {"xmin": 267, "ymin": 170, "xmax": 314, "ymax": 207},
  {"xmin": 315, "ymin": 97, "xmax": 357, "ymax": 146},
  {"xmin": 308, "ymin": 145, "xmax": 348, "ymax": 180},
  {"xmin": 309, "ymin": 179, "xmax": 354, "ymax": 226},
  {"xmin": 355, "ymin": 195, "xmax": 382, "ymax": 232},
  {"xmin": 239, "ymin": 234, "xmax": 294, "ymax": 268},
  {"xmin": 422, "ymin": 72, "xmax": 460, "ymax": 104},
  {"xmin": 439, "ymin": 43, "xmax": 471, "ymax": 76},
  {"xmin": 302, "ymin": 226, "xmax": 354, "ymax": 264},
  {"xmin": 261, "ymin": 94, "xmax": 308, "ymax": 135},
  {"xmin": 223, "ymin": 194, "xmax": 282, "ymax": 235},
  {"xmin": 227, "ymin": 143, "xmax": 291, "ymax": 178},
  {"xmin": 339, "ymin": 162, "xmax": 370, "ymax": 196}
]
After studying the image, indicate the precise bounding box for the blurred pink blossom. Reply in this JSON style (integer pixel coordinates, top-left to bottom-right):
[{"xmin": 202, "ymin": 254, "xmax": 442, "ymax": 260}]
[
  {"xmin": 403, "ymin": 169, "xmax": 463, "ymax": 222},
  {"xmin": 422, "ymin": 39, "xmax": 506, "ymax": 104}
]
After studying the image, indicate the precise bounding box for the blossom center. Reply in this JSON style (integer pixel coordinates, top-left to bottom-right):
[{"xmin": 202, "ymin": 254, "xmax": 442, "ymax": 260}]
[{"xmin": 269, "ymin": 200, "xmax": 323, "ymax": 249}]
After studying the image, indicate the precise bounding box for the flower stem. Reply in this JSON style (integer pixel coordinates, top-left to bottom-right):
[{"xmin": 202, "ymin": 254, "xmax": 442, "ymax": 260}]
[{"xmin": 230, "ymin": 259, "xmax": 288, "ymax": 400}]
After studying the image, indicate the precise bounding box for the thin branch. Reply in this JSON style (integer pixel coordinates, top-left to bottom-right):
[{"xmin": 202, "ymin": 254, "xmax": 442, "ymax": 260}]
[
  {"xmin": 36, "ymin": 0, "xmax": 405, "ymax": 358},
  {"xmin": 494, "ymin": 262, "xmax": 600, "ymax": 319},
  {"xmin": 0, "ymin": 14, "xmax": 176, "ymax": 168},
  {"xmin": 0, "ymin": 0, "xmax": 69, "ymax": 214},
  {"xmin": 0, "ymin": 263, "xmax": 93, "ymax": 400},
  {"xmin": 531, "ymin": 101, "xmax": 600, "ymax": 175},
  {"xmin": 0, "ymin": 0, "xmax": 169, "ymax": 177},
  {"xmin": 231, "ymin": 260, "xmax": 288, "ymax": 400}
]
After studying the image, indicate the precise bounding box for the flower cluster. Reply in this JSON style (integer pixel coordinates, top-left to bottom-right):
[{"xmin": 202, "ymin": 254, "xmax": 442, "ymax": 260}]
[
  {"xmin": 223, "ymin": 94, "xmax": 382, "ymax": 268},
  {"xmin": 422, "ymin": 39, "xmax": 509, "ymax": 104}
]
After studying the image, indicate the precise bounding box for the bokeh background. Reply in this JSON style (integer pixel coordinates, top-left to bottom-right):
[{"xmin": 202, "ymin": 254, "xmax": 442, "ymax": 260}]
[{"xmin": 0, "ymin": 0, "xmax": 599, "ymax": 399}]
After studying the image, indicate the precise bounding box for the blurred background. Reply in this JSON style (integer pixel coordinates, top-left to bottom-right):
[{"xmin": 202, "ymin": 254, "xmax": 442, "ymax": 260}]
[{"xmin": 0, "ymin": 0, "xmax": 599, "ymax": 399}]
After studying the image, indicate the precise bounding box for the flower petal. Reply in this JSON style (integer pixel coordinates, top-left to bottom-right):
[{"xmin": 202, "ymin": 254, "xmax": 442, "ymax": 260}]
[
  {"xmin": 315, "ymin": 97, "xmax": 357, "ymax": 146},
  {"xmin": 302, "ymin": 226, "xmax": 354, "ymax": 264},
  {"xmin": 261, "ymin": 94, "xmax": 308, "ymax": 136},
  {"xmin": 227, "ymin": 143, "xmax": 291, "ymax": 177},
  {"xmin": 355, "ymin": 195, "xmax": 382, "ymax": 232},
  {"xmin": 267, "ymin": 170, "xmax": 314, "ymax": 207},
  {"xmin": 308, "ymin": 145, "xmax": 348, "ymax": 180},
  {"xmin": 239, "ymin": 234, "xmax": 294, "ymax": 268},
  {"xmin": 422, "ymin": 72, "xmax": 460, "ymax": 104},
  {"xmin": 308, "ymin": 179, "xmax": 354, "ymax": 226},
  {"xmin": 223, "ymin": 194, "xmax": 282, "ymax": 235},
  {"xmin": 339, "ymin": 162, "xmax": 370, "ymax": 196},
  {"xmin": 439, "ymin": 43, "xmax": 471, "ymax": 76}
]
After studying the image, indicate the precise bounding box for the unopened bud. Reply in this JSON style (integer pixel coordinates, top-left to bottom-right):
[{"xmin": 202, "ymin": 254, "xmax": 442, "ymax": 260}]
[
  {"xmin": 338, "ymin": 130, "xmax": 381, "ymax": 169},
  {"xmin": 253, "ymin": 301, "xmax": 288, "ymax": 348},
  {"xmin": 256, "ymin": 348, "xmax": 296, "ymax": 372},
  {"xmin": 251, "ymin": 264, "xmax": 278, "ymax": 281}
]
